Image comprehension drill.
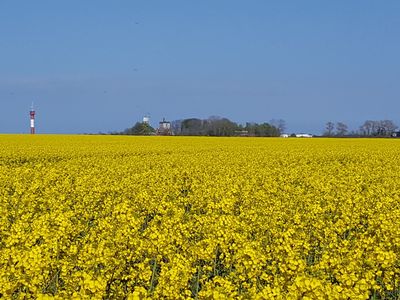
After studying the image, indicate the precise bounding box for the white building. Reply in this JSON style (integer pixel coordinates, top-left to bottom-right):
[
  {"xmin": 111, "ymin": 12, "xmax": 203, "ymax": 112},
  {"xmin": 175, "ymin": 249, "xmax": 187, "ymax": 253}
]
[
  {"xmin": 295, "ymin": 133, "xmax": 313, "ymax": 138},
  {"xmin": 157, "ymin": 118, "xmax": 172, "ymax": 135},
  {"xmin": 143, "ymin": 115, "xmax": 150, "ymax": 124}
]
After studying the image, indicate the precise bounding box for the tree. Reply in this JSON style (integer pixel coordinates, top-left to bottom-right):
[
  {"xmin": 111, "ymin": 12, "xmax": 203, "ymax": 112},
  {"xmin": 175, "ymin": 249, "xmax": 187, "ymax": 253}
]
[
  {"xmin": 336, "ymin": 122, "xmax": 348, "ymax": 136},
  {"xmin": 171, "ymin": 120, "xmax": 182, "ymax": 135},
  {"xmin": 179, "ymin": 116, "xmax": 241, "ymax": 136},
  {"xmin": 359, "ymin": 120, "xmax": 397, "ymax": 136},
  {"xmin": 324, "ymin": 121, "xmax": 335, "ymax": 136},
  {"xmin": 380, "ymin": 120, "xmax": 398, "ymax": 136},
  {"xmin": 204, "ymin": 116, "xmax": 239, "ymax": 136},
  {"xmin": 270, "ymin": 119, "xmax": 286, "ymax": 135},
  {"xmin": 359, "ymin": 120, "xmax": 373, "ymax": 136},
  {"xmin": 180, "ymin": 118, "xmax": 204, "ymax": 135},
  {"xmin": 122, "ymin": 122, "xmax": 155, "ymax": 135},
  {"xmin": 244, "ymin": 122, "xmax": 280, "ymax": 137}
]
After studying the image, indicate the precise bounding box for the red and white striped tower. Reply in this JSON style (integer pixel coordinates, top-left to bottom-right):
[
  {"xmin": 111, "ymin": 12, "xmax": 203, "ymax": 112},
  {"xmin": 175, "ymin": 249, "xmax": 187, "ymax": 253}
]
[{"xmin": 30, "ymin": 103, "xmax": 36, "ymax": 134}]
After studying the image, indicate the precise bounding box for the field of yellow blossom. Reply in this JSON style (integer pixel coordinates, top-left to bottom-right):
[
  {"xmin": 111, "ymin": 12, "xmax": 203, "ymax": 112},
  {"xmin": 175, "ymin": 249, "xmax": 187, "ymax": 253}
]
[{"xmin": 0, "ymin": 135, "xmax": 399, "ymax": 299}]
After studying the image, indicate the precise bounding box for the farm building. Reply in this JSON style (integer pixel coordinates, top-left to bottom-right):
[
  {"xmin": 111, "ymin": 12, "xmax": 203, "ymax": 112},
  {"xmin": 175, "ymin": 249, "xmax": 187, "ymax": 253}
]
[
  {"xmin": 296, "ymin": 133, "xmax": 313, "ymax": 138},
  {"xmin": 157, "ymin": 118, "xmax": 173, "ymax": 135},
  {"xmin": 392, "ymin": 131, "xmax": 400, "ymax": 137}
]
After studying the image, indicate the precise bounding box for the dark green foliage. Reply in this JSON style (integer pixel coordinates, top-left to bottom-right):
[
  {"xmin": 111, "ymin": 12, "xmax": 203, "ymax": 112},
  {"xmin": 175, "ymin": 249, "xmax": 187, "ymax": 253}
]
[
  {"xmin": 178, "ymin": 116, "xmax": 281, "ymax": 137},
  {"xmin": 120, "ymin": 122, "xmax": 155, "ymax": 135}
]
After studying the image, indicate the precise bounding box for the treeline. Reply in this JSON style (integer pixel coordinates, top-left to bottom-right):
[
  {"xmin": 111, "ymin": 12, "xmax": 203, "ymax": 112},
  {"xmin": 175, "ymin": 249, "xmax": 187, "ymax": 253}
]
[
  {"xmin": 115, "ymin": 116, "xmax": 285, "ymax": 137},
  {"xmin": 116, "ymin": 122, "xmax": 155, "ymax": 135},
  {"xmin": 174, "ymin": 117, "xmax": 282, "ymax": 136},
  {"xmin": 323, "ymin": 120, "xmax": 399, "ymax": 137}
]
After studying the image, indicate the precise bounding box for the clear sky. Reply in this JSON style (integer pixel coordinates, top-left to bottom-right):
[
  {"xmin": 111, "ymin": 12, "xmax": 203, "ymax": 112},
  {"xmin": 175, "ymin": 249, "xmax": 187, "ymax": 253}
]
[{"xmin": 1, "ymin": 1, "xmax": 399, "ymax": 134}]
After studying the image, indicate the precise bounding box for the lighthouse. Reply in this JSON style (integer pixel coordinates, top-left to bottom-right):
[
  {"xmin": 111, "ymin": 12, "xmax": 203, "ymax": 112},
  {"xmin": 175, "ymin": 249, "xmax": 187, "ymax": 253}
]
[{"xmin": 30, "ymin": 103, "xmax": 36, "ymax": 134}]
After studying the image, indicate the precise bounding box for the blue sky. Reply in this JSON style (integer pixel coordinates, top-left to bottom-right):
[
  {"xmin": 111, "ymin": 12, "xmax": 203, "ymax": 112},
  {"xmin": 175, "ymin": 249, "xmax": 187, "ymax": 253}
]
[{"xmin": 1, "ymin": 1, "xmax": 399, "ymax": 134}]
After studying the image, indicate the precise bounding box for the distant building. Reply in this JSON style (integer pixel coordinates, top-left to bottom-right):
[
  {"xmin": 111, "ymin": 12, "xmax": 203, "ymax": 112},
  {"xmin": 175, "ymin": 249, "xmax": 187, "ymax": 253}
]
[
  {"xmin": 280, "ymin": 134, "xmax": 289, "ymax": 138},
  {"xmin": 143, "ymin": 115, "xmax": 150, "ymax": 124},
  {"xmin": 157, "ymin": 118, "xmax": 172, "ymax": 135},
  {"xmin": 392, "ymin": 131, "xmax": 400, "ymax": 138},
  {"xmin": 235, "ymin": 130, "xmax": 249, "ymax": 137},
  {"xmin": 295, "ymin": 133, "xmax": 313, "ymax": 138}
]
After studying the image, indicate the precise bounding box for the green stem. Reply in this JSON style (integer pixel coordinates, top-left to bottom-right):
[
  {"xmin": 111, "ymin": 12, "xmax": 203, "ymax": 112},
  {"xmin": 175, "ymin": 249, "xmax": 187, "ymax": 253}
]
[
  {"xmin": 149, "ymin": 259, "xmax": 157, "ymax": 292},
  {"xmin": 195, "ymin": 267, "xmax": 201, "ymax": 299}
]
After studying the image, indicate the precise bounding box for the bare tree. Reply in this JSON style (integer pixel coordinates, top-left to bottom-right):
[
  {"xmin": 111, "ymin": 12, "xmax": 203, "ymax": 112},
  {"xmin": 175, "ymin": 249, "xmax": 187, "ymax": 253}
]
[
  {"xmin": 171, "ymin": 120, "xmax": 182, "ymax": 135},
  {"xmin": 336, "ymin": 122, "xmax": 348, "ymax": 136},
  {"xmin": 324, "ymin": 121, "xmax": 335, "ymax": 136},
  {"xmin": 380, "ymin": 120, "xmax": 398, "ymax": 136},
  {"xmin": 360, "ymin": 120, "xmax": 373, "ymax": 136},
  {"xmin": 270, "ymin": 119, "xmax": 286, "ymax": 134},
  {"xmin": 359, "ymin": 120, "xmax": 397, "ymax": 136},
  {"xmin": 371, "ymin": 121, "xmax": 380, "ymax": 136}
]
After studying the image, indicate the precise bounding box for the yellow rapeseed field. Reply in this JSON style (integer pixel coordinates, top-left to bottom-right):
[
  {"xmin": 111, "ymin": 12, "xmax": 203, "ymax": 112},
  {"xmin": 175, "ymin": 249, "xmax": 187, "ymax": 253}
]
[{"xmin": 0, "ymin": 135, "xmax": 399, "ymax": 299}]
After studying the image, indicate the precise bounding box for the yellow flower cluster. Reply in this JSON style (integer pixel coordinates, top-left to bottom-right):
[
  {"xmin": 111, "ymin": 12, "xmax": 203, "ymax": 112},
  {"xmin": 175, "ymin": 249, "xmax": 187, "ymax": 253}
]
[{"xmin": 0, "ymin": 135, "xmax": 399, "ymax": 299}]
